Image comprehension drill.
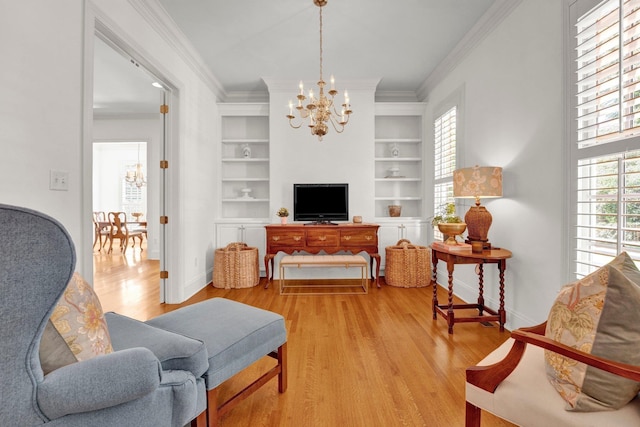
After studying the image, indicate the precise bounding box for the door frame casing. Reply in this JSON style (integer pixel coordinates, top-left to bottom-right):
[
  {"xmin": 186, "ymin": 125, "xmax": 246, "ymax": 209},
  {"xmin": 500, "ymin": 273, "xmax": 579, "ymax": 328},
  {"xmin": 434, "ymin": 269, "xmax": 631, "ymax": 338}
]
[{"xmin": 83, "ymin": 2, "xmax": 181, "ymax": 302}]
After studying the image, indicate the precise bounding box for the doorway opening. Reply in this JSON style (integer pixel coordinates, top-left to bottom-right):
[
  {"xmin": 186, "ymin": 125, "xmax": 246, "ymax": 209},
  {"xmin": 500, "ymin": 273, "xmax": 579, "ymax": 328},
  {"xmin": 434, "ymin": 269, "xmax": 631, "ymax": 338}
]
[{"xmin": 90, "ymin": 27, "xmax": 172, "ymax": 304}]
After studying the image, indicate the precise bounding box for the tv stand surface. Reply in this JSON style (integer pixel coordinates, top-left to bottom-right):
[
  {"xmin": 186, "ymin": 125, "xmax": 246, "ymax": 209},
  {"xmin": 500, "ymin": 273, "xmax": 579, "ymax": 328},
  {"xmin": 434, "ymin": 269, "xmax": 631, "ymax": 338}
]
[
  {"xmin": 304, "ymin": 221, "xmax": 337, "ymax": 226},
  {"xmin": 264, "ymin": 223, "xmax": 381, "ymax": 289}
]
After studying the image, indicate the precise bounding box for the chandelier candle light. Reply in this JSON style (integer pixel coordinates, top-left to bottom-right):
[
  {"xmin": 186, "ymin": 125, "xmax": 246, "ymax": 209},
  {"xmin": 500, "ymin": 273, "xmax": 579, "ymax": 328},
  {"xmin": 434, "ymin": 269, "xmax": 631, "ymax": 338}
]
[
  {"xmin": 453, "ymin": 166, "xmax": 502, "ymax": 249},
  {"xmin": 286, "ymin": 0, "xmax": 352, "ymax": 141},
  {"xmin": 125, "ymin": 144, "xmax": 146, "ymax": 188}
]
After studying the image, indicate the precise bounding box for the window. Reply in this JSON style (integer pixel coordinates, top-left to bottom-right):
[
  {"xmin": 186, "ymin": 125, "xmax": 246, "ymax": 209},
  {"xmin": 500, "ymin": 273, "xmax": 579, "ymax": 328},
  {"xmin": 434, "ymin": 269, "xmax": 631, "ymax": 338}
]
[
  {"xmin": 433, "ymin": 106, "xmax": 457, "ymax": 238},
  {"xmin": 572, "ymin": 0, "xmax": 640, "ymax": 277},
  {"xmin": 122, "ymin": 167, "xmax": 146, "ymax": 217},
  {"xmin": 576, "ymin": 151, "xmax": 640, "ymax": 275}
]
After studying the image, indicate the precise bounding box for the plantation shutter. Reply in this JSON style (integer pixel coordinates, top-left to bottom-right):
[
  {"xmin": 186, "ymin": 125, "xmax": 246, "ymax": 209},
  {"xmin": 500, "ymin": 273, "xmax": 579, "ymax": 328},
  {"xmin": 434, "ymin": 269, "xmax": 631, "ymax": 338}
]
[
  {"xmin": 576, "ymin": 150, "xmax": 640, "ymax": 276},
  {"xmin": 621, "ymin": 0, "xmax": 640, "ymax": 136},
  {"xmin": 573, "ymin": 0, "xmax": 640, "ymax": 278},
  {"xmin": 576, "ymin": 0, "xmax": 640, "ymax": 148},
  {"xmin": 433, "ymin": 106, "xmax": 457, "ymax": 237},
  {"xmin": 576, "ymin": 0, "xmax": 620, "ymax": 147}
]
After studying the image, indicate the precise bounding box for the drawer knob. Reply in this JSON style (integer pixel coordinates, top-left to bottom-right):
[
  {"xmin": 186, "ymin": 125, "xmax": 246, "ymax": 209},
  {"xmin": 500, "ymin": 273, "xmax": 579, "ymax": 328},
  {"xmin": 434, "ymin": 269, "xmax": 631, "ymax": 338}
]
[
  {"xmin": 366, "ymin": 235, "xmax": 373, "ymax": 240},
  {"xmin": 293, "ymin": 236, "xmax": 301, "ymax": 241},
  {"xmin": 319, "ymin": 235, "xmax": 326, "ymax": 241},
  {"xmin": 343, "ymin": 236, "xmax": 352, "ymax": 241},
  {"xmin": 272, "ymin": 236, "xmax": 280, "ymax": 241}
]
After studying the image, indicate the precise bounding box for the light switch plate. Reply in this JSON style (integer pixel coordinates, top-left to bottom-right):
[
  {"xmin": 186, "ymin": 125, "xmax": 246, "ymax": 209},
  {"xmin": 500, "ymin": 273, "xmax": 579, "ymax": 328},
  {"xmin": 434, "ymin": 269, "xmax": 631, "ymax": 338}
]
[{"xmin": 50, "ymin": 170, "xmax": 69, "ymax": 191}]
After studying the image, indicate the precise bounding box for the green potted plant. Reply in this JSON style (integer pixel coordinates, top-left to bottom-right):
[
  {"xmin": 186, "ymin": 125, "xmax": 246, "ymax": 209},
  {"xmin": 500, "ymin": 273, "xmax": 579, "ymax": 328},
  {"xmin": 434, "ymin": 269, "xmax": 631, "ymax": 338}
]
[
  {"xmin": 431, "ymin": 202, "xmax": 466, "ymax": 244},
  {"xmin": 277, "ymin": 207, "xmax": 289, "ymax": 225}
]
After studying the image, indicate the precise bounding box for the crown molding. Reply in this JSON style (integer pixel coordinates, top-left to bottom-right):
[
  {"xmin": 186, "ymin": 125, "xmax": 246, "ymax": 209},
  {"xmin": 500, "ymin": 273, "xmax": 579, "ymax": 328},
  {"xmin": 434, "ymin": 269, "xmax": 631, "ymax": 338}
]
[
  {"xmin": 417, "ymin": 0, "xmax": 523, "ymax": 101},
  {"xmin": 217, "ymin": 103, "xmax": 270, "ymax": 116},
  {"xmin": 262, "ymin": 77, "xmax": 381, "ymax": 93},
  {"xmin": 129, "ymin": 0, "xmax": 227, "ymax": 101},
  {"xmin": 375, "ymin": 91, "xmax": 420, "ymax": 103}
]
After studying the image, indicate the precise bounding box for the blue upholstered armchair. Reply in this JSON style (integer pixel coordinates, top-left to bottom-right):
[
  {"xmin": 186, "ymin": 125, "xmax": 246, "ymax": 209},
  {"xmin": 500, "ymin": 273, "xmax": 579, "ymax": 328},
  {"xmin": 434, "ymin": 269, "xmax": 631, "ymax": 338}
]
[{"xmin": 0, "ymin": 204, "xmax": 206, "ymax": 426}]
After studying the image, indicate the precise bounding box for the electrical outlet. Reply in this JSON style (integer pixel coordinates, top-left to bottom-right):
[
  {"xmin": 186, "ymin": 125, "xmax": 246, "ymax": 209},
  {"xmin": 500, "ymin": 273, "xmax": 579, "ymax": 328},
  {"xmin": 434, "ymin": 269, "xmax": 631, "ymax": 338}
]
[{"xmin": 50, "ymin": 170, "xmax": 69, "ymax": 191}]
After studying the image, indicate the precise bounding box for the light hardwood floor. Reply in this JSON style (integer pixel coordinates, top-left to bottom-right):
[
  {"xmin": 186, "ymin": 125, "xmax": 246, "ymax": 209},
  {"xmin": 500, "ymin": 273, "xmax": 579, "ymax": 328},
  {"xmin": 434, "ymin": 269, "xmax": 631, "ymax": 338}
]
[{"xmin": 94, "ymin": 245, "xmax": 515, "ymax": 427}]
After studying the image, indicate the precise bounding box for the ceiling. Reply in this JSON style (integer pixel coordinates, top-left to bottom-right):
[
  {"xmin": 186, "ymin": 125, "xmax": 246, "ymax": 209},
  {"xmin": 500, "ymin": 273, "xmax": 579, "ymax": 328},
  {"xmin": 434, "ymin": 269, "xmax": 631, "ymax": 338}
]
[{"xmin": 93, "ymin": 0, "xmax": 500, "ymax": 115}]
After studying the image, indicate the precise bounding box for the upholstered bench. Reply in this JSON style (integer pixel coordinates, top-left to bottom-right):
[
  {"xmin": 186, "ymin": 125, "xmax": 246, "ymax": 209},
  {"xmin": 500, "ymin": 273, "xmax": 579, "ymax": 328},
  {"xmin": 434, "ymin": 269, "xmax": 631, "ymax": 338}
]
[
  {"xmin": 279, "ymin": 254, "xmax": 369, "ymax": 295},
  {"xmin": 145, "ymin": 298, "xmax": 287, "ymax": 427}
]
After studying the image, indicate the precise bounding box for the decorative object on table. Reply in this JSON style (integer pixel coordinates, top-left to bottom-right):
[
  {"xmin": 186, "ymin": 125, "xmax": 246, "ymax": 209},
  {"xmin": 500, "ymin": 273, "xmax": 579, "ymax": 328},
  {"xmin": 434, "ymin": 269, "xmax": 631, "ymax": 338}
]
[
  {"xmin": 285, "ymin": 0, "xmax": 352, "ymax": 141},
  {"xmin": 353, "ymin": 215, "xmax": 362, "ymax": 223},
  {"xmin": 242, "ymin": 144, "xmax": 251, "ymax": 158},
  {"xmin": 431, "ymin": 202, "xmax": 466, "ymax": 245},
  {"xmin": 385, "ymin": 239, "xmax": 431, "ymax": 288},
  {"xmin": 240, "ymin": 188, "xmax": 253, "ymax": 199},
  {"xmin": 388, "ymin": 205, "xmax": 402, "ymax": 217},
  {"xmin": 471, "ymin": 241, "xmax": 483, "ymax": 253},
  {"xmin": 431, "ymin": 240, "xmax": 472, "ymax": 252},
  {"xmin": 453, "ymin": 165, "xmax": 502, "ymax": 249},
  {"xmin": 390, "ymin": 143, "xmax": 400, "ymax": 157},
  {"xmin": 277, "ymin": 207, "xmax": 289, "ymax": 224},
  {"xmin": 212, "ymin": 242, "xmax": 260, "ymax": 289}
]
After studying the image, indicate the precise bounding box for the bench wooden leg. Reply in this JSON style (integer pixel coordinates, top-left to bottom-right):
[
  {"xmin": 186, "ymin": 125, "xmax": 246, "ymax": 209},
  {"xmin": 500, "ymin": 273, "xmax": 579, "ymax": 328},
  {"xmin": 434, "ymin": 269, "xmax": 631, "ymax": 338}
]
[
  {"xmin": 207, "ymin": 387, "xmax": 220, "ymax": 427},
  {"xmin": 207, "ymin": 343, "xmax": 287, "ymax": 426},
  {"xmin": 278, "ymin": 342, "xmax": 287, "ymax": 393},
  {"xmin": 191, "ymin": 410, "xmax": 207, "ymax": 427}
]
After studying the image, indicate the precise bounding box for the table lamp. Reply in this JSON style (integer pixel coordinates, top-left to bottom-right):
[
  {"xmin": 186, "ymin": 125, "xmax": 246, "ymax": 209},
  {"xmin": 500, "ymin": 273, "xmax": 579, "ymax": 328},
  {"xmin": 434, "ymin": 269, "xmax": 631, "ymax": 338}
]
[{"xmin": 453, "ymin": 166, "xmax": 502, "ymax": 249}]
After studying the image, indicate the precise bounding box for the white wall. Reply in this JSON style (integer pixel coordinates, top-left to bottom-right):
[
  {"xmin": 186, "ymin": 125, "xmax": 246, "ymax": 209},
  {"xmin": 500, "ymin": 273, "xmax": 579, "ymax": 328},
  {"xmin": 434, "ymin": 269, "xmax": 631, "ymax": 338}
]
[
  {"xmin": 0, "ymin": 0, "xmax": 219, "ymax": 303},
  {"xmin": 425, "ymin": 0, "xmax": 564, "ymax": 329},
  {"xmin": 264, "ymin": 78, "xmax": 380, "ymax": 223},
  {"xmin": 0, "ymin": 0, "xmax": 84, "ymax": 254}
]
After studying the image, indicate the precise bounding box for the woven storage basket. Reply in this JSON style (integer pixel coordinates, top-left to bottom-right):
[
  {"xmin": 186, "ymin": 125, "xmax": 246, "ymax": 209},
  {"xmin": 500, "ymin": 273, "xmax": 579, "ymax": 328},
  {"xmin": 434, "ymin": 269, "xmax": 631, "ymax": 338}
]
[
  {"xmin": 385, "ymin": 239, "xmax": 431, "ymax": 288},
  {"xmin": 212, "ymin": 242, "xmax": 259, "ymax": 289}
]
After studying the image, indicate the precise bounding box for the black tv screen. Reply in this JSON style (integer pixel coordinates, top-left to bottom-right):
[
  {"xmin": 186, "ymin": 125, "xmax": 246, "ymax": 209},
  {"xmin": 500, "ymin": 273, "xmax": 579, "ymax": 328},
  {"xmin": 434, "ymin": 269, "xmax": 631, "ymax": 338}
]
[{"xmin": 293, "ymin": 183, "xmax": 349, "ymax": 223}]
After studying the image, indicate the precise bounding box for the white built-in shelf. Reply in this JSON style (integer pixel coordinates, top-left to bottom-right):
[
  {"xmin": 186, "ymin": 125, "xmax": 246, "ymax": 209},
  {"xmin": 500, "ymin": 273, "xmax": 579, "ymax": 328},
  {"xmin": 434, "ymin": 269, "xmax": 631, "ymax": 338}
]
[
  {"xmin": 222, "ymin": 177, "xmax": 269, "ymax": 182},
  {"xmin": 222, "ymin": 198, "xmax": 270, "ymax": 202},
  {"xmin": 221, "ymin": 158, "xmax": 269, "ymax": 162},
  {"xmin": 221, "ymin": 139, "xmax": 269, "ymax": 144},
  {"xmin": 374, "ymin": 138, "xmax": 422, "ymax": 144},
  {"xmin": 374, "ymin": 157, "xmax": 422, "ymax": 162},
  {"xmin": 374, "ymin": 103, "xmax": 426, "ymax": 221},
  {"xmin": 219, "ymin": 103, "xmax": 270, "ymax": 220}
]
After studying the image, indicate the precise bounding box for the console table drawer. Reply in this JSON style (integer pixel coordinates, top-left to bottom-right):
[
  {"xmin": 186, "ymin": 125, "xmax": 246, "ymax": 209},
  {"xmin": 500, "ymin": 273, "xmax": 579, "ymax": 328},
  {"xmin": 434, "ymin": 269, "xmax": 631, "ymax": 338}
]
[
  {"xmin": 306, "ymin": 230, "xmax": 340, "ymax": 246},
  {"xmin": 340, "ymin": 229, "xmax": 377, "ymax": 246},
  {"xmin": 268, "ymin": 231, "xmax": 305, "ymax": 247}
]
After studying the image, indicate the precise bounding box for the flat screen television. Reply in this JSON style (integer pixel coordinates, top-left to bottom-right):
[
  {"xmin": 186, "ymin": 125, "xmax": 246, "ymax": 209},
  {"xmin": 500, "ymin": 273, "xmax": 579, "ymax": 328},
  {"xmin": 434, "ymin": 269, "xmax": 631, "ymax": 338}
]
[{"xmin": 293, "ymin": 183, "xmax": 349, "ymax": 223}]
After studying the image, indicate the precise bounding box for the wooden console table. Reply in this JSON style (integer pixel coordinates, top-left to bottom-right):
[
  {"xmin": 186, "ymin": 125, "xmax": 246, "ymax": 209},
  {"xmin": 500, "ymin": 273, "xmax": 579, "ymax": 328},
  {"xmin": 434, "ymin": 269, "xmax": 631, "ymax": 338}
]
[
  {"xmin": 430, "ymin": 245, "xmax": 512, "ymax": 334},
  {"xmin": 265, "ymin": 223, "xmax": 381, "ymax": 288}
]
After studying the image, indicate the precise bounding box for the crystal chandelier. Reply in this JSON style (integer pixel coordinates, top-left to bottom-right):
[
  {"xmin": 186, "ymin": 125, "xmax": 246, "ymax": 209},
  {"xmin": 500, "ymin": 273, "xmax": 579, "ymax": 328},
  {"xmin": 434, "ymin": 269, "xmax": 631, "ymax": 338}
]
[
  {"xmin": 124, "ymin": 144, "xmax": 146, "ymax": 188},
  {"xmin": 287, "ymin": 0, "xmax": 352, "ymax": 141}
]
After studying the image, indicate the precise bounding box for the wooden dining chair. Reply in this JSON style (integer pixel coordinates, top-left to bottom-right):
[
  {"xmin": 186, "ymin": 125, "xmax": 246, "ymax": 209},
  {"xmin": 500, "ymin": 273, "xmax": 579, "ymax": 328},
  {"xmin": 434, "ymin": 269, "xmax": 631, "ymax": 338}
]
[
  {"xmin": 107, "ymin": 212, "xmax": 144, "ymax": 254},
  {"xmin": 92, "ymin": 211, "xmax": 109, "ymax": 251}
]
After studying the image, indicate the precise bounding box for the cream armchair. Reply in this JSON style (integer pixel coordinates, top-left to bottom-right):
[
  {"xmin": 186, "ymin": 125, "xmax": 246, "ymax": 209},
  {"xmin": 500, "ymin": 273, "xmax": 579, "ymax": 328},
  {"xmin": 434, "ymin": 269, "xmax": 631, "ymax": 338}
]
[{"xmin": 465, "ymin": 322, "xmax": 640, "ymax": 427}]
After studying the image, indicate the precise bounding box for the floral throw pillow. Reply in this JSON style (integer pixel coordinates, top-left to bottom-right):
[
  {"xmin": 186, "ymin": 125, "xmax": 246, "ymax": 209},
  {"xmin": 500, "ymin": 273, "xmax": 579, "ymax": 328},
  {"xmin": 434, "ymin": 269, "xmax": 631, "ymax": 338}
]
[
  {"xmin": 544, "ymin": 252, "xmax": 640, "ymax": 411},
  {"xmin": 40, "ymin": 272, "xmax": 113, "ymax": 375}
]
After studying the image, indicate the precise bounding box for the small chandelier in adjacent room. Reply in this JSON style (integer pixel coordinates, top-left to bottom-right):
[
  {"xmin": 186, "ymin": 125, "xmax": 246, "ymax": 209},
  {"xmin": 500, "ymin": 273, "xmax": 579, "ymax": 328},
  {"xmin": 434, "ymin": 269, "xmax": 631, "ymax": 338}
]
[
  {"xmin": 287, "ymin": 0, "xmax": 352, "ymax": 141},
  {"xmin": 125, "ymin": 144, "xmax": 146, "ymax": 188}
]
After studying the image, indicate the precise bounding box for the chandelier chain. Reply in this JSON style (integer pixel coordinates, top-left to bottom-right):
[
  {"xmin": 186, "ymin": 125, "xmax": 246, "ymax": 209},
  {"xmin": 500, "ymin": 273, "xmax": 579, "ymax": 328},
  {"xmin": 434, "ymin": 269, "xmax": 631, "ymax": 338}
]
[
  {"xmin": 286, "ymin": 0, "xmax": 352, "ymax": 141},
  {"xmin": 319, "ymin": 5, "xmax": 323, "ymax": 82}
]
